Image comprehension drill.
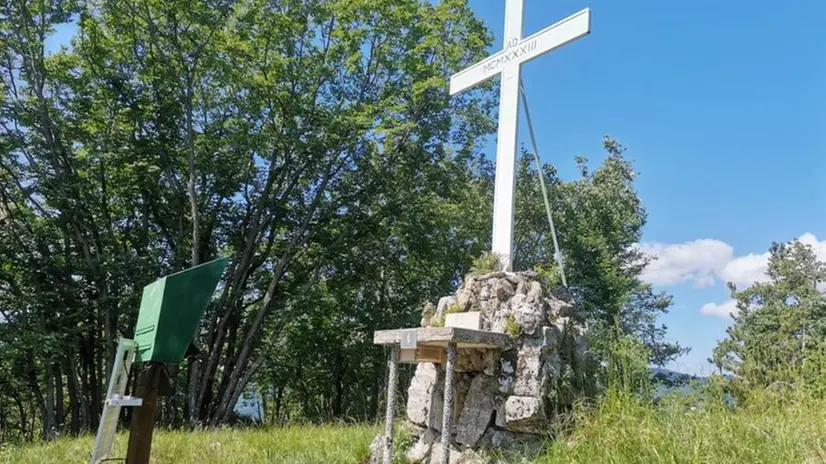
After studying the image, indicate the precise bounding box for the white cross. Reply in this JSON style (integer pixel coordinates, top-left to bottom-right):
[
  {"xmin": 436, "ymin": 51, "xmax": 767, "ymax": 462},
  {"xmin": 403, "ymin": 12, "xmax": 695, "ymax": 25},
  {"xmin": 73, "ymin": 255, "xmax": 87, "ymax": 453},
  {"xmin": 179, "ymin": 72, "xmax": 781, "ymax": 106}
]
[{"xmin": 450, "ymin": 4, "xmax": 591, "ymax": 271}]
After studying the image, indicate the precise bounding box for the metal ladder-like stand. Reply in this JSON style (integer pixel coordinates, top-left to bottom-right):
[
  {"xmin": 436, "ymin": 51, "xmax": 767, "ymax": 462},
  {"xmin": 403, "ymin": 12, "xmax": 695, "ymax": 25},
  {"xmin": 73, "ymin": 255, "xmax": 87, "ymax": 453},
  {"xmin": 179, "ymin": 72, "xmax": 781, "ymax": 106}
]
[{"xmin": 90, "ymin": 338, "xmax": 144, "ymax": 464}]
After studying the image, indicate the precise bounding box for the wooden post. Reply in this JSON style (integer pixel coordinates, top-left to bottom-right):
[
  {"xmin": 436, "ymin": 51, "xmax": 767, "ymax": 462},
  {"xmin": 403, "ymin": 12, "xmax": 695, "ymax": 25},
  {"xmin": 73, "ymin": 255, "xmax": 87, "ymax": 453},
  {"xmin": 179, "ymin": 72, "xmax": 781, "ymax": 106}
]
[{"xmin": 126, "ymin": 363, "xmax": 162, "ymax": 464}]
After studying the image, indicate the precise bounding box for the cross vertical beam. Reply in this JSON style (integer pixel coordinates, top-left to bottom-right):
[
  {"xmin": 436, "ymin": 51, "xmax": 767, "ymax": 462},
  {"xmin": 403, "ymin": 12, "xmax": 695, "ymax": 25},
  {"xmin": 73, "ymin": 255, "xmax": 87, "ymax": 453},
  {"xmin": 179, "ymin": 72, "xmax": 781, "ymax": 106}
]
[
  {"xmin": 491, "ymin": 0, "xmax": 525, "ymax": 271},
  {"xmin": 449, "ymin": 4, "xmax": 591, "ymax": 272}
]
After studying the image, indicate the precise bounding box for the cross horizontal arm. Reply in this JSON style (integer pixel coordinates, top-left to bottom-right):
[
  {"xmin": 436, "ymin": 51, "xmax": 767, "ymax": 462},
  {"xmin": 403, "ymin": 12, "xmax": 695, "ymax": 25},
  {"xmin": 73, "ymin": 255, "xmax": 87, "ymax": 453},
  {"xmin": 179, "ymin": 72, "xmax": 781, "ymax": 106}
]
[
  {"xmin": 518, "ymin": 8, "xmax": 590, "ymax": 69},
  {"xmin": 449, "ymin": 8, "xmax": 591, "ymax": 96}
]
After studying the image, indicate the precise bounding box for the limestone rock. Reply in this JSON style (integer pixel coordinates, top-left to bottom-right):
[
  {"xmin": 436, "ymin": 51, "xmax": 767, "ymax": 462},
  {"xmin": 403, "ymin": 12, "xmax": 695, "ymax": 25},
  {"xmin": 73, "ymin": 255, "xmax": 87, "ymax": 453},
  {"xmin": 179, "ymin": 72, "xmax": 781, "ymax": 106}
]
[
  {"xmin": 398, "ymin": 270, "xmax": 593, "ymax": 458},
  {"xmin": 482, "ymin": 349, "xmax": 498, "ymax": 376},
  {"xmin": 455, "ymin": 349, "xmax": 498, "ymax": 375},
  {"xmin": 494, "ymin": 396, "xmax": 507, "ymax": 429},
  {"xmin": 457, "ymin": 290, "xmax": 472, "ymax": 311},
  {"xmin": 421, "ymin": 302, "xmax": 437, "ymax": 327},
  {"xmin": 512, "ymin": 349, "xmax": 549, "ymax": 397},
  {"xmin": 368, "ymin": 435, "xmax": 384, "ymax": 464},
  {"xmin": 540, "ymin": 325, "xmax": 562, "ymax": 351},
  {"xmin": 435, "ymin": 296, "xmax": 457, "ymax": 324},
  {"xmin": 521, "ymin": 270, "xmax": 539, "ymax": 279},
  {"xmin": 406, "ymin": 428, "xmax": 438, "ymax": 463},
  {"xmin": 526, "ymin": 281, "xmax": 543, "ymax": 302},
  {"xmin": 456, "ymin": 375, "xmax": 496, "ymax": 447},
  {"xmin": 476, "ymin": 271, "xmax": 508, "ymax": 282},
  {"xmin": 479, "ymin": 429, "xmax": 520, "ymax": 448},
  {"xmin": 453, "ymin": 373, "xmax": 473, "ymax": 426},
  {"xmin": 494, "ymin": 279, "xmax": 515, "ymax": 301},
  {"xmin": 407, "ymin": 363, "xmax": 443, "ymax": 430},
  {"xmin": 504, "ymin": 396, "xmax": 546, "ymax": 432},
  {"xmin": 573, "ymin": 326, "xmax": 590, "ymax": 368},
  {"xmin": 497, "ymin": 355, "xmax": 516, "ymax": 394},
  {"xmin": 488, "ymin": 304, "xmax": 513, "ymax": 334},
  {"xmin": 457, "ymin": 449, "xmax": 489, "ymax": 464},
  {"xmin": 429, "ymin": 443, "xmax": 462, "ymax": 464},
  {"xmin": 455, "ymin": 350, "xmax": 484, "ymax": 373},
  {"xmin": 512, "ymin": 297, "xmax": 544, "ymax": 335}
]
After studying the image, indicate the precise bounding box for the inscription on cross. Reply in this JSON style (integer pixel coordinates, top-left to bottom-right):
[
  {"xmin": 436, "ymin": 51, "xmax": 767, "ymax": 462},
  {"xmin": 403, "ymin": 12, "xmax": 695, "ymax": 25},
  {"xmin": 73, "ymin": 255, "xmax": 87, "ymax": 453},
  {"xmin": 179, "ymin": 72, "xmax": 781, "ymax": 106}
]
[{"xmin": 450, "ymin": 3, "xmax": 591, "ymax": 271}]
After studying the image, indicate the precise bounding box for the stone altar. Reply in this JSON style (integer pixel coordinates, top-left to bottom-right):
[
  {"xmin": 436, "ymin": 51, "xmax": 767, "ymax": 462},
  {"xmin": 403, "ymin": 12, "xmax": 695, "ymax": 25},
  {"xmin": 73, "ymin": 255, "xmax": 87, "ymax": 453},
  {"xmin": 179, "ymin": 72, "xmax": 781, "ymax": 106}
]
[{"xmin": 371, "ymin": 271, "xmax": 594, "ymax": 464}]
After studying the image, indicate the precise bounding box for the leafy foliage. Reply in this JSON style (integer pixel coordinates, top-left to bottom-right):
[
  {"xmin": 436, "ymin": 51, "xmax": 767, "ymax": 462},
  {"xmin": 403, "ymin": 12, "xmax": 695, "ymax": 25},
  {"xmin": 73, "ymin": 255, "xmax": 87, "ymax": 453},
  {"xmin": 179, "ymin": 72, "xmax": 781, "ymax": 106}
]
[
  {"xmin": 0, "ymin": 0, "xmax": 688, "ymax": 442},
  {"xmin": 712, "ymin": 239, "xmax": 826, "ymax": 390},
  {"xmin": 513, "ymin": 137, "xmax": 687, "ymax": 366},
  {"xmin": 467, "ymin": 251, "xmax": 503, "ymax": 277}
]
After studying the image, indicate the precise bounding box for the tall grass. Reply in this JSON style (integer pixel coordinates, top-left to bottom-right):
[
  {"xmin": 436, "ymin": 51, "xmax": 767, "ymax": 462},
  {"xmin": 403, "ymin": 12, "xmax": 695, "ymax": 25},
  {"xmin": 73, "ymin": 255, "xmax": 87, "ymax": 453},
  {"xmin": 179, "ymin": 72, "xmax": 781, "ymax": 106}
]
[
  {"xmin": 6, "ymin": 336, "xmax": 826, "ymax": 464},
  {"xmin": 1, "ymin": 424, "xmax": 379, "ymax": 464},
  {"xmin": 5, "ymin": 392, "xmax": 826, "ymax": 463},
  {"xmin": 537, "ymin": 387, "xmax": 826, "ymax": 464}
]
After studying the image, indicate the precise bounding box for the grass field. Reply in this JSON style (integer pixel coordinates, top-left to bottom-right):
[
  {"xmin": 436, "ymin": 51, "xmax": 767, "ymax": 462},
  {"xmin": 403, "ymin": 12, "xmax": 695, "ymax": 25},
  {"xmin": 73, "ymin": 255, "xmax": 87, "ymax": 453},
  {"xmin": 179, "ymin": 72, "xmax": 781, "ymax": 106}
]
[
  {"xmin": 1, "ymin": 424, "xmax": 380, "ymax": 464},
  {"xmin": 5, "ymin": 391, "xmax": 826, "ymax": 463}
]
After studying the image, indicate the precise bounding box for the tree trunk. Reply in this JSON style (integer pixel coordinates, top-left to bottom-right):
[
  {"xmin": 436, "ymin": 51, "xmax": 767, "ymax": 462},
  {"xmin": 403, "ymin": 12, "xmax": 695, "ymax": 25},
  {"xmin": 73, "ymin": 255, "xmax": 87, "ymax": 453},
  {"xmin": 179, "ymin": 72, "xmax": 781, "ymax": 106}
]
[
  {"xmin": 44, "ymin": 363, "xmax": 56, "ymax": 439},
  {"xmin": 185, "ymin": 81, "xmax": 200, "ymax": 268},
  {"xmin": 54, "ymin": 362, "xmax": 64, "ymax": 433},
  {"xmin": 64, "ymin": 356, "xmax": 81, "ymax": 435}
]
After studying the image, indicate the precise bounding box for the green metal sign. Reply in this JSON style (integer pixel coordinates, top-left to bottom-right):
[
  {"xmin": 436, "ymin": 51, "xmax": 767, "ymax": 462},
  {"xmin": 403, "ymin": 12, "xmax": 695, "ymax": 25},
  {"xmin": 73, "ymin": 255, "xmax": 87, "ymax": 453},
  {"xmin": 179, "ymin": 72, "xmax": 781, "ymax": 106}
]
[{"xmin": 133, "ymin": 257, "xmax": 228, "ymax": 364}]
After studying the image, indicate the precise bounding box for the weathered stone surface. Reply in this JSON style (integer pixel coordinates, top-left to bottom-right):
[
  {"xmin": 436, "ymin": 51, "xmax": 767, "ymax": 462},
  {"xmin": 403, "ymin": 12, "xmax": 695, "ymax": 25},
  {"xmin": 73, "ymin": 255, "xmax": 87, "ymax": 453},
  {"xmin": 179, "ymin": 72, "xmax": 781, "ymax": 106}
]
[
  {"xmin": 482, "ymin": 349, "xmax": 498, "ymax": 376},
  {"xmin": 479, "ymin": 429, "xmax": 520, "ymax": 448},
  {"xmin": 512, "ymin": 297, "xmax": 544, "ymax": 335},
  {"xmin": 374, "ymin": 327, "xmax": 512, "ymax": 349},
  {"xmin": 428, "ymin": 443, "xmax": 463, "ymax": 464},
  {"xmin": 368, "ymin": 435, "xmax": 383, "ymax": 464},
  {"xmin": 457, "ymin": 449, "xmax": 489, "ymax": 464},
  {"xmin": 497, "ymin": 354, "xmax": 516, "ymax": 394},
  {"xmin": 516, "ymin": 280, "xmax": 528, "ymax": 295},
  {"xmin": 527, "ymin": 281, "xmax": 543, "ymax": 302},
  {"xmin": 457, "ymin": 289, "xmax": 472, "ymax": 311},
  {"xmin": 455, "ymin": 350, "xmax": 484, "ymax": 373},
  {"xmin": 406, "ymin": 428, "xmax": 438, "ymax": 463},
  {"xmin": 494, "ymin": 279, "xmax": 515, "ymax": 301},
  {"xmin": 456, "ymin": 349, "xmax": 498, "ymax": 374},
  {"xmin": 539, "ymin": 325, "xmax": 562, "ymax": 351},
  {"xmin": 407, "ymin": 363, "xmax": 442, "ymax": 430},
  {"xmin": 393, "ymin": 270, "xmax": 592, "ymax": 458},
  {"xmin": 476, "ymin": 271, "xmax": 508, "ymax": 282},
  {"xmin": 407, "ymin": 422, "xmax": 427, "ymax": 438},
  {"xmin": 512, "ymin": 349, "xmax": 548, "ymax": 397},
  {"xmin": 488, "ymin": 305, "xmax": 513, "ymax": 334},
  {"xmin": 434, "ymin": 296, "xmax": 457, "ymax": 325},
  {"xmin": 453, "ymin": 373, "xmax": 473, "ymax": 426},
  {"xmin": 494, "ymin": 396, "xmax": 507, "ymax": 428},
  {"xmin": 505, "ymin": 396, "xmax": 546, "ymax": 432},
  {"xmin": 547, "ymin": 292, "xmax": 581, "ymax": 320},
  {"xmin": 573, "ymin": 325, "xmax": 590, "ymax": 367},
  {"xmin": 456, "ymin": 375, "xmax": 496, "ymax": 447}
]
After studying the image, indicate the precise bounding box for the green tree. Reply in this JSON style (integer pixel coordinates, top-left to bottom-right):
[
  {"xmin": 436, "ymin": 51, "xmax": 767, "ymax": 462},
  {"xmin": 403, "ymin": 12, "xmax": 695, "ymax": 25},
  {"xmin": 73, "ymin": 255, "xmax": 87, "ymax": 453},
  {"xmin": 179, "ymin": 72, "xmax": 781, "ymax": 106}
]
[
  {"xmin": 514, "ymin": 137, "xmax": 687, "ymax": 366},
  {"xmin": 712, "ymin": 240, "xmax": 826, "ymax": 388},
  {"xmin": 0, "ymin": 0, "xmax": 498, "ymax": 435}
]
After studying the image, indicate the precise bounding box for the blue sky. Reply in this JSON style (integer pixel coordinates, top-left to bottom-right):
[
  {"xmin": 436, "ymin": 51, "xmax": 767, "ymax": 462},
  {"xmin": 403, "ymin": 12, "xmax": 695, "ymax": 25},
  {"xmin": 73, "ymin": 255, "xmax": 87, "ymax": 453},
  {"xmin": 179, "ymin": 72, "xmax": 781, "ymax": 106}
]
[
  {"xmin": 46, "ymin": 1, "xmax": 825, "ymax": 376},
  {"xmin": 467, "ymin": 0, "xmax": 826, "ymax": 374}
]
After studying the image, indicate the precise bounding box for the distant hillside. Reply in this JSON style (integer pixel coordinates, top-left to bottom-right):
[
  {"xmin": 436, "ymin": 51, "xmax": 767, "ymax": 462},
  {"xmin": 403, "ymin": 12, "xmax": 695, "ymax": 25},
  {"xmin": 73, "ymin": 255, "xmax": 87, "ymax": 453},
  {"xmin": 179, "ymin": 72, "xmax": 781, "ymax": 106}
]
[{"xmin": 651, "ymin": 367, "xmax": 706, "ymax": 398}]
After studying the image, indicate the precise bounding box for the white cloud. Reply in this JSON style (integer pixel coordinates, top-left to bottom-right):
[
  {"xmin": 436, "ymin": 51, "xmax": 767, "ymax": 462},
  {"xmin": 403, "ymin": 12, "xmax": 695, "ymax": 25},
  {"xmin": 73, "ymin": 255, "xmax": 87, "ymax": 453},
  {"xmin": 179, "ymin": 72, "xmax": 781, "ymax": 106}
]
[
  {"xmin": 641, "ymin": 233, "xmax": 826, "ymax": 290},
  {"xmin": 800, "ymin": 233, "xmax": 826, "ymax": 262},
  {"xmin": 719, "ymin": 253, "xmax": 770, "ymax": 290},
  {"xmin": 639, "ymin": 232, "xmax": 826, "ymax": 318},
  {"xmin": 700, "ymin": 300, "xmax": 739, "ymax": 318},
  {"xmin": 639, "ymin": 239, "xmax": 733, "ymax": 288}
]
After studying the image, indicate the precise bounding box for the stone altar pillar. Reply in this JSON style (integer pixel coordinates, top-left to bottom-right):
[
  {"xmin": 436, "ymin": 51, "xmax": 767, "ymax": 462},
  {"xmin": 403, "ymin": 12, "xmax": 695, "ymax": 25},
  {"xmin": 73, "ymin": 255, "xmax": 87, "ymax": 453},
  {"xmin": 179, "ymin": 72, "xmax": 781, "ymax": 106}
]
[{"xmin": 370, "ymin": 271, "xmax": 595, "ymax": 464}]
